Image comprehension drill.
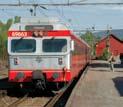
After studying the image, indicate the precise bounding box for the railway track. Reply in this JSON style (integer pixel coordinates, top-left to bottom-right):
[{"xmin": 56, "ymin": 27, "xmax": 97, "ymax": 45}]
[
  {"xmin": 0, "ymin": 66, "xmax": 88, "ymax": 107},
  {"xmin": 0, "ymin": 89, "xmax": 65, "ymax": 107},
  {"xmin": 45, "ymin": 66, "xmax": 89, "ymax": 107},
  {"xmin": 0, "ymin": 81, "xmax": 73, "ymax": 107},
  {"xmin": 7, "ymin": 93, "xmax": 29, "ymax": 107},
  {"xmin": 45, "ymin": 89, "xmax": 66, "ymax": 107}
]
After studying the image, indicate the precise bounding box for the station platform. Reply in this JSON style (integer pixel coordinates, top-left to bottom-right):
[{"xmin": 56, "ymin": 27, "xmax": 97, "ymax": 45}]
[{"xmin": 66, "ymin": 60, "xmax": 123, "ymax": 107}]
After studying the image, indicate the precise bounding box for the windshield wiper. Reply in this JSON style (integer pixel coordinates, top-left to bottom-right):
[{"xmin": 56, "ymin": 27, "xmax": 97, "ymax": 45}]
[{"xmin": 14, "ymin": 37, "xmax": 24, "ymax": 46}]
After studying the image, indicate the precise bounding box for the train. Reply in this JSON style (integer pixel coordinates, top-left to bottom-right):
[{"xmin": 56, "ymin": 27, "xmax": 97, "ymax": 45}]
[{"xmin": 7, "ymin": 17, "xmax": 91, "ymax": 90}]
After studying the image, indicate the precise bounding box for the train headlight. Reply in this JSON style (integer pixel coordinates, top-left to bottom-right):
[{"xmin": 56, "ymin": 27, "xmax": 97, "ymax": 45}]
[
  {"xmin": 32, "ymin": 30, "xmax": 47, "ymax": 37},
  {"xmin": 38, "ymin": 31, "xmax": 44, "ymax": 37},
  {"xmin": 14, "ymin": 57, "xmax": 19, "ymax": 65},
  {"xmin": 58, "ymin": 58, "xmax": 63, "ymax": 65},
  {"xmin": 33, "ymin": 31, "xmax": 39, "ymax": 37}
]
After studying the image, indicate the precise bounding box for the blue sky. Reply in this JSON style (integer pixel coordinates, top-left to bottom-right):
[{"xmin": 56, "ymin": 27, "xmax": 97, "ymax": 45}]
[{"xmin": 0, "ymin": 0, "xmax": 123, "ymax": 31}]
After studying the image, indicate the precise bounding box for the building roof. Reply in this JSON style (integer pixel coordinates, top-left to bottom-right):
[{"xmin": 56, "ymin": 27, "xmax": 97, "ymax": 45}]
[
  {"xmin": 110, "ymin": 34, "xmax": 123, "ymax": 43},
  {"xmin": 97, "ymin": 34, "xmax": 123, "ymax": 44}
]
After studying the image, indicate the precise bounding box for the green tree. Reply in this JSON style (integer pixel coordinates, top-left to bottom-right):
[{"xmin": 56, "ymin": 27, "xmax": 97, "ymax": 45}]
[
  {"xmin": 14, "ymin": 16, "xmax": 21, "ymax": 23},
  {"xmin": 98, "ymin": 47, "xmax": 111, "ymax": 60},
  {"xmin": 80, "ymin": 31, "xmax": 96, "ymax": 56},
  {"xmin": 6, "ymin": 19, "xmax": 13, "ymax": 30},
  {"xmin": 0, "ymin": 16, "xmax": 21, "ymax": 61},
  {"xmin": 0, "ymin": 18, "xmax": 13, "ymax": 60}
]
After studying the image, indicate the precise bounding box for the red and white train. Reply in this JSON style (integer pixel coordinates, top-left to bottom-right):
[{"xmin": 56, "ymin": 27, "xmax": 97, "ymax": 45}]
[{"xmin": 8, "ymin": 18, "xmax": 90, "ymax": 90}]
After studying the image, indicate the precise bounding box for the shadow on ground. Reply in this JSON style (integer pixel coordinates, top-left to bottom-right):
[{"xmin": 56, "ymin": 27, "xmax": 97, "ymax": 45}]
[
  {"xmin": 0, "ymin": 77, "xmax": 11, "ymax": 89},
  {"xmin": 114, "ymin": 64, "xmax": 123, "ymax": 68},
  {"xmin": 90, "ymin": 62, "xmax": 109, "ymax": 68},
  {"xmin": 90, "ymin": 60, "xmax": 123, "ymax": 69},
  {"xmin": 0, "ymin": 77, "xmax": 55, "ymax": 98},
  {"xmin": 113, "ymin": 77, "xmax": 123, "ymax": 97}
]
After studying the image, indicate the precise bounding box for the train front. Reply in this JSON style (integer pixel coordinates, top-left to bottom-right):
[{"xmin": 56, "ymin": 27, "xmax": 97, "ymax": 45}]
[{"xmin": 7, "ymin": 18, "xmax": 73, "ymax": 90}]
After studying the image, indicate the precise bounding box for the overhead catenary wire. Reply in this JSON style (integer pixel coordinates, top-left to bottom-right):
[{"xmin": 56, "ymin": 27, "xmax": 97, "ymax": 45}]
[
  {"xmin": 69, "ymin": 0, "xmax": 87, "ymax": 4},
  {"xmin": 0, "ymin": 1, "xmax": 122, "ymax": 31},
  {"xmin": 73, "ymin": 29, "xmax": 110, "ymax": 32},
  {"xmin": 0, "ymin": 8, "xmax": 32, "ymax": 19},
  {"xmin": 49, "ymin": 0, "xmax": 63, "ymax": 17},
  {"xmin": 0, "ymin": 2, "xmax": 123, "ymax": 16},
  {"xmin": 38, "ymin": 6, "xmax": 49, "ymax": 18},
  {"xmin": 48, "ymin": 0, "xmax": 74, "ymax": 28},
  {"xmin": 1, "ymin": 9, "xmax": 12, "ymax": 18},
  {"xmin": 0, "ymin": 2, "xmax": 123, "ymax": 7},
  {"xmin": 18, "ymin": 0, "xmax": 21, "ymax": 5}
]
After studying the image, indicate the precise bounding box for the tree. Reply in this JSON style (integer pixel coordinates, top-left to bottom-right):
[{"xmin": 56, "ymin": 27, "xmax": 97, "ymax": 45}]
[
  {"xmin": 14, "ymin": 16, "xmax": 21, "ymax": 23},
  {"xmin": 80, "ymin": 31, "xmax": 96, "ymax": 56},
  {"xmin": 0, "ymin": 16, "xmax": 21, "ymax": 61},
  {"xmin": 0, "ymin": 18, "xmax": 13, "ymax": 60}
]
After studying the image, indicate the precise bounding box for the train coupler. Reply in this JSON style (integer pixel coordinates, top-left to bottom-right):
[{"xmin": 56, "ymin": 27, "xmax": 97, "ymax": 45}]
[{"xmin": 33, "ymin": 79, "xmax": 46, "ymax": 90}]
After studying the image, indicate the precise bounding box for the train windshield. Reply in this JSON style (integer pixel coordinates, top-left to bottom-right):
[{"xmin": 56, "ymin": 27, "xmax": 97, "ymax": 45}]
[
  {"xmin": 11, "ymin": 39, "xmax": 36, "ymax": 53},
  {"xmin": 43, "ymin": 39, "xmax": 67, "ymax": 53}
]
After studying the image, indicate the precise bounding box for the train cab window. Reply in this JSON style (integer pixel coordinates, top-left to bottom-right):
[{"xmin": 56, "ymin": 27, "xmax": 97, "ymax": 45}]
[
  {"xmin": 43, "ymin": 39, "xmax": 67, "ymax": 53},
  {"xmin": 11, "ymin": 39, "xmax": 36, "ymax": 53}
]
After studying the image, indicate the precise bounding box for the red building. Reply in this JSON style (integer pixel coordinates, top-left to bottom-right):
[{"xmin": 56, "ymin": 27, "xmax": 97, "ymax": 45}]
[{"xmin": 96, "ymin": 34, "xmax": 123, "ymax": 58}]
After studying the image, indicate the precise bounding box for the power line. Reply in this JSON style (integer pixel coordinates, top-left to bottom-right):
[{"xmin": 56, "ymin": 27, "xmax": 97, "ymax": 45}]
[
  {"xmin": 73, "ymin": 29, "xmax": 105, "ymax": 32},
  {"xmin": 0, "ymin": 2, "xmax": 122, "ymax": 16},
  {"xmin": 38, "ymin": 6, "xmax": 49, "ymax": 18},
  {"xmin": 73, "ymin": 28, "xmax": 116, "ymax": 32},
  {"xmin": 47, "ymin": 0, "xmax": 74, "ymax": 28},
  {"xmin": 70, "ymin": 0, "xmax": 87, "ymax": 4},
  {"xmin": 49, "ymin": 0, "xmax": 62, "ymax": 16},
  {"xmin": 18, "ymin": 0, "xmax": 21, "ymax": 5},
  {"xmin": 0, "ymin": 3, "xmax": 123, "ymax": 7}
]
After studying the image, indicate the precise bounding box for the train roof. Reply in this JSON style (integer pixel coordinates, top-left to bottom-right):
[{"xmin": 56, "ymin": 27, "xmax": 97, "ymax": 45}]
[
  {"xmin": 71, "ymin": 34, "xmax": 90, "ymax": 48},
  {"xmin": 8, "ymin": 17, "xmax": 90, "ymax": 48},
  {"xmin": 9, "ymin": 17, "xmax": 69, "ymax": 31},
  {"xmin": 80, "ymin": 37, "xmax": 90, "ymax": 48}
]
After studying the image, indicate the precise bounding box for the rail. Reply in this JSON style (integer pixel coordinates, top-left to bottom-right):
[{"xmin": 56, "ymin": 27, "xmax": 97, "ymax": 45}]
[
  {"xmin": 45, "ymin": 91, "xmax": 65, "ymax": 107},
  {"xmin": 45, "ymin": 65, "xmax": 89, "ymax": 107},
  {"xmin": 7, "ymin": 93, "xmax": 29, "ymax": 107}
]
